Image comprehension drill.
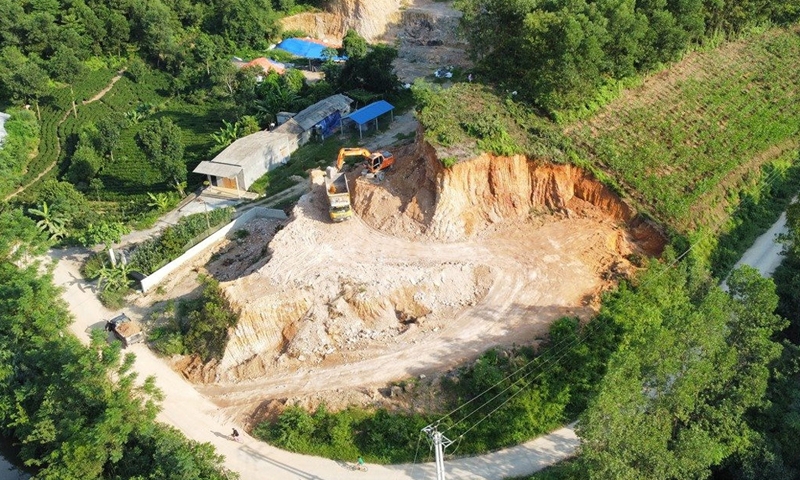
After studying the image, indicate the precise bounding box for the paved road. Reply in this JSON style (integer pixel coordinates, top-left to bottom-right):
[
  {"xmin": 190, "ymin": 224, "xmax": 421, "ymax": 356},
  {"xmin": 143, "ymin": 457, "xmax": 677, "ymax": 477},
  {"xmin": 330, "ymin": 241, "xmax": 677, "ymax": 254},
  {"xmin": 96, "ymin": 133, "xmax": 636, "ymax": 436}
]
[{"xmin": 731, "ymin": 210, "xmax": 790, "ymax": 277}]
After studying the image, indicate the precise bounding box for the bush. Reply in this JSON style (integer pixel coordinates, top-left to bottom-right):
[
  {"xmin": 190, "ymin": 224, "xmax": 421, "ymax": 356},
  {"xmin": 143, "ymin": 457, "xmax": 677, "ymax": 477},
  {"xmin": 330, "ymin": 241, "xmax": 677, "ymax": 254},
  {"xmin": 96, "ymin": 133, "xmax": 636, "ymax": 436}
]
[
  {"xmin": 178, "ymin": 277, "xmax": 238, "ymax": 361},
  {"xmin": 129, "ymin": 207, "xmax": 234, "ymax": 274},
  {"xmin": 98, "ymin": 286, "xmax": 128, "ymax": 309},
  {"xmin": 0, "ymin": 108, "xmax": 39, "ymax": 197},
  {"xmin": 80, "ymin": 251, "xmax": 108, "ymax": 280},
  {"xmin": 149, "ymin": 325, "xmax": 187, "ymax": 356}
]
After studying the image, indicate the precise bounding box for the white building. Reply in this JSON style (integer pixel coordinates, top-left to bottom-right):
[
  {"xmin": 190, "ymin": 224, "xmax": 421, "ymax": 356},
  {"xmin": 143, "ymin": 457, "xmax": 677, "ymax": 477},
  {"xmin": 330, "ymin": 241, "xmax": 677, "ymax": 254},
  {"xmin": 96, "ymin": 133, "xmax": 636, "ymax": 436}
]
[{"xmin": 193, "ymin": 94, "xmax": 352, "ymax": 192}]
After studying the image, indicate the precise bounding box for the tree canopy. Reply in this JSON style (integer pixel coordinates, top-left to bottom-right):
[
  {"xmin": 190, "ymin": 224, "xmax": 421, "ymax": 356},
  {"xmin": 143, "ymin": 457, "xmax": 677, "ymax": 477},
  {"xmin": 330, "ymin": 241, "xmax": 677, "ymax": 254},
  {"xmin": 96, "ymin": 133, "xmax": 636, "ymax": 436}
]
[
  {"xmin": 455, "ymin": 0, "xmax": 800, "ymax": 114},
  {"xmin": 577, "ymin": 259, "xmax": 787, "ymax": 479},
  {"xmin": 0, "ymin": 209, "xmax": 234, "ymax": 479}
]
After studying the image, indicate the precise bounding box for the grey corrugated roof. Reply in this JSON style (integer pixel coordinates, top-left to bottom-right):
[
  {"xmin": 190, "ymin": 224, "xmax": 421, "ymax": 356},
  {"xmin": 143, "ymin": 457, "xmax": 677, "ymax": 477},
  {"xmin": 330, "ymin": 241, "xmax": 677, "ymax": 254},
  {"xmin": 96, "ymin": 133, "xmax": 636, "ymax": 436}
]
[
  {"xmin": 193, "ymin": 161, "xmax": 243, "ymax": 178},
  {"xmin": 291, "ymin": 94, "xmax": 352, "ymax": 131}
]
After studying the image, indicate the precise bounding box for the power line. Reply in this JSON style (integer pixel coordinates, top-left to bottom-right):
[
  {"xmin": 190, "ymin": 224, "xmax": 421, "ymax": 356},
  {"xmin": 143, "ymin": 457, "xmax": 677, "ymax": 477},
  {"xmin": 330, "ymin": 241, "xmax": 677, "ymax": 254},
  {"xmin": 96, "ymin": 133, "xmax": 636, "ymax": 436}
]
[{"xmin": 435, "ymin": 159, "xmax": 796, "ymax": 440}]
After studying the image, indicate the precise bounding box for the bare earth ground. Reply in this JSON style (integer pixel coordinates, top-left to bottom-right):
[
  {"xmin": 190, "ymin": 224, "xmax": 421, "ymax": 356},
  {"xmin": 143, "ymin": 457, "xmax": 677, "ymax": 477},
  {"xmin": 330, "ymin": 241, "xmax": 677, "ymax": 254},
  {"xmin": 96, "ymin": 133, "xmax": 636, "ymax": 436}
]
[{"xmin": 141, "ymin": 154, "xmax": 634, "ymax": 425}]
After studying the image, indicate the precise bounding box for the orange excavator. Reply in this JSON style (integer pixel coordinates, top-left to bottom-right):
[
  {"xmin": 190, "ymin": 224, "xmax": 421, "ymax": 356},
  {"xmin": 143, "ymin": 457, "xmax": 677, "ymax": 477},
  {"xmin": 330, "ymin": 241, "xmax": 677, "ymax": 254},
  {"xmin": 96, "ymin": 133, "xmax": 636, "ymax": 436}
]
[{"xmin": 335, "ymin": 147, "xmax": 394, "ymax": 174}]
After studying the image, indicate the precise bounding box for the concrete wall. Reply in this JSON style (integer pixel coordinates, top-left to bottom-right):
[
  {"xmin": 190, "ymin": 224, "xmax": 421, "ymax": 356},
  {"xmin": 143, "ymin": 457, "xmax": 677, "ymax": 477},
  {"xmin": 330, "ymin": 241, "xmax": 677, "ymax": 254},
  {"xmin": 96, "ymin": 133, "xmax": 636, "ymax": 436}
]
[{"xmin": 140, "ymin": 207, "xmax": 287, "ymax": 293}]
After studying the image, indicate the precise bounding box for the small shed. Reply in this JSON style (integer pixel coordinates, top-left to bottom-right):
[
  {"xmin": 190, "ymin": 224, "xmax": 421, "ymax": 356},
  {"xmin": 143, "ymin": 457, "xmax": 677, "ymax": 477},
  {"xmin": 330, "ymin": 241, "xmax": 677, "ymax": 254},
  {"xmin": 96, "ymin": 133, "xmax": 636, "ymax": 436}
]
[{"xmin": 344, "ymin": 101, "xmax": 395, "ymax": 139}]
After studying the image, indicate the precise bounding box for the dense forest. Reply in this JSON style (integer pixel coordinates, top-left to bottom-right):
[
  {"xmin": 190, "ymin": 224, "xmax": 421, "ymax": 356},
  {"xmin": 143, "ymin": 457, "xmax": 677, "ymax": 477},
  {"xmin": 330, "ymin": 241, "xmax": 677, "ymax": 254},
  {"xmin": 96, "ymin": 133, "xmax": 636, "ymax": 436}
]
[{"xmin": 455, "ymin": 0, "xmax": 800, "ymax": 116}]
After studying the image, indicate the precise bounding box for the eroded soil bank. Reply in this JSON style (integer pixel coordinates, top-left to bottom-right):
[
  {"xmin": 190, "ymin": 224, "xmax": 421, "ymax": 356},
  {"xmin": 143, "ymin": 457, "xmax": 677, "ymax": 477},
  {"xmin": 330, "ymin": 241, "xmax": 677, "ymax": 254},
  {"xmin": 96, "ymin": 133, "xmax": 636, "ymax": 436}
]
[{"xmin": 176, "ymin": 132, "xmax": 664, "ymax": 425}]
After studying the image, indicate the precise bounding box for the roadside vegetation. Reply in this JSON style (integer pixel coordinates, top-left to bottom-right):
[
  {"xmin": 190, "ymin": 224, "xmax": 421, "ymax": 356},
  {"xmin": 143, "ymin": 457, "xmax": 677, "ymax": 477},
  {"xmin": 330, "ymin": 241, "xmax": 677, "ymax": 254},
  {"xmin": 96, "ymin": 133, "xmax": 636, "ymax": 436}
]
[
  {"xmin": 150, "ymin": 277, "xmax": 238, "ymax": 361},
  {"xmin": 0, "ymin": 209, "xmax": 233, "ymax": 479}
]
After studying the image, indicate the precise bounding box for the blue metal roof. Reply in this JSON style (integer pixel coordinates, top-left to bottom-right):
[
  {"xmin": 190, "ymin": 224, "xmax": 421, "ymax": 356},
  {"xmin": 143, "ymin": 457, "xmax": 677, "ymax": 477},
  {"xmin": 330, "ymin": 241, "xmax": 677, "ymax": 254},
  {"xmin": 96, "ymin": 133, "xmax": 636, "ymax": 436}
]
[
  {"xmin": 346, "ymin": 101, "xmax": 395, "ymax": 125},
  {"xmin": 275, "ymin": 38, "xmax": 346, "ymax": 61}
]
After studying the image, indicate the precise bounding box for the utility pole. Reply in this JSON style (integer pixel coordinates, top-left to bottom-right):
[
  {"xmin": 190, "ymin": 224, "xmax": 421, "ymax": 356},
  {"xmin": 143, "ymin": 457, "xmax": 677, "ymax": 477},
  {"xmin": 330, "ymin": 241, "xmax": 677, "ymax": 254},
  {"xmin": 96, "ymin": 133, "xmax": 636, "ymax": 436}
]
[{"xmin": 422, "ymin": 424, "xmax": 454, "ymax": 480}]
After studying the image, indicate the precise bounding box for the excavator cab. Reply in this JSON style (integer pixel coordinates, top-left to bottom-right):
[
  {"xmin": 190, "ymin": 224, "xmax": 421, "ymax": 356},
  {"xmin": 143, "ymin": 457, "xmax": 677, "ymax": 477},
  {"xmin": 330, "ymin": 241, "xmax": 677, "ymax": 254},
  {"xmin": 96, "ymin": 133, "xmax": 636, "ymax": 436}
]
[
  {"xmin": 368, "ymin": 151, "xmax": 394, "ymax": 173},
  {"xmin": 336, "ymin": 148, "xmax": 394, "ymax": 174}
]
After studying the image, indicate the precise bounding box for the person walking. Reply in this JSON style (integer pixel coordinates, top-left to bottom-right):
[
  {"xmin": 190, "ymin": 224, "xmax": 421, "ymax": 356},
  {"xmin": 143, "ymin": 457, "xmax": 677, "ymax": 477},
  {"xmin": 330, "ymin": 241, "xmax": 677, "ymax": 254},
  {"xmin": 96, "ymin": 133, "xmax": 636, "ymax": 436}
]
[{"xmin": 231, "ymin": 428, "xmax": 241, "ymax": 443}]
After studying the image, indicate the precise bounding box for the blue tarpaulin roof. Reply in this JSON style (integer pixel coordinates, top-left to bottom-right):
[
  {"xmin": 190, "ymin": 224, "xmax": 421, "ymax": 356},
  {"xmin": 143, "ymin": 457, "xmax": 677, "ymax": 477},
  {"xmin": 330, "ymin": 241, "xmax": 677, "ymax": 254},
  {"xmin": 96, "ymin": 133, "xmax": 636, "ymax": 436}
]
[
  {"xmin": 346, "ymin": 101, "xmax": 395, "ymax": 125},
  {"xmin": 275, "ymin": 38, "xmax": 346, "ymax": 61}
]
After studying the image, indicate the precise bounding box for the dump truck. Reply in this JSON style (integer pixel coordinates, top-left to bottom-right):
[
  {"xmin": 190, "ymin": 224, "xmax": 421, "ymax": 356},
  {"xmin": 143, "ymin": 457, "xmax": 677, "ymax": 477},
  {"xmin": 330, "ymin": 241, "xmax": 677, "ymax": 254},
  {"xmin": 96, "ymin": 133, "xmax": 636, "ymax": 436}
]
[
  {"xmin": 324, "ymin": 166, "xmax": 353, "ymax": 222},
  {"xmin": 105, "ymin": 313, "xmax": 144, "ymax": 347}
]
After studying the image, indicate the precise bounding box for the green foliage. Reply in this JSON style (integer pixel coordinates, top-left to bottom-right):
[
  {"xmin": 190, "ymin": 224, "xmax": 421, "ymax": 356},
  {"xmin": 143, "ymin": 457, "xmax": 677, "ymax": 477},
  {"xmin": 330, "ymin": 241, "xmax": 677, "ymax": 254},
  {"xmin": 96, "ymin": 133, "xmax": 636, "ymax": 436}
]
[
  {"xmin": 178, "ymin": 277, "xmax": 238, "ymax": 362},
  {"xmin": 413, "ymin": 81, "xmax": 571, "ymax": 163},
  {"xmin": 569, "ymin": 29, "xmax": 800, "ymax": 231},
  {"xmin": 0, "ymin": 208, "xmax": 50, "ymax": 261},
  {"xmin": 129, "ymin": 207, "xmax": 234, "ymax": 275},
  {"xmin": 342, "ymin": 29, "xmax": 368, "ymax": 59},
  {"xmin": 149, "ymin": 302, "xmax": 188, "ymax": 356},
  {"xmin": 136, "ymin": 117, "xmax": 186, "ymax": 193},
  {"xmin": 76, "ymin": 221, "xmax": 130, "ymax": 248},
  {"xmin": 254, "ymin": 405, "xmax": 425, "ymax": 463},
  {"xmin": 336, "ymin": 45, "xmax": 399, "ymax": 95},
  {"xmin": 0, "ymin": 108, "xmax": 39, "ymax": 197},
  {"xmin": 455, "ymin": 0, "xmax": 800, "ymax": 114},
  {"xmin": 27, "ymin": 201, "xmax": 67, "ymax": 241},
  {"xmin": 0, "ymin": 246, "xmax": 232, "ymax": 477},
  {"xmin": 577, "ymin": 260, "xmax": 786, "ymax": 480}
]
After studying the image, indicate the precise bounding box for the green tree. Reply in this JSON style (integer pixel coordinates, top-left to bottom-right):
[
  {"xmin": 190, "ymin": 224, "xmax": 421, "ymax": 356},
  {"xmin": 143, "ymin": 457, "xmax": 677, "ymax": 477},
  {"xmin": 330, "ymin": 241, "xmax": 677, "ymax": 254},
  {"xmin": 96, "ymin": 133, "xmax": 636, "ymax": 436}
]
[
  {"xmin": 147, "ymin": 191, "xmax": 172, "ymax": 212},
  {"xmin": 94, "ymin": 116, "xmax": 124, "ymax": 163},
  {"xmin": 136, "ymin": 118, "xmax": 187, "ymax": 195},
  {"xmin": 49, "ymin": 47, "xmax": 85, "ymax": 118},
  {"xmin": 337, "ymin": 44, "xmax": 398, "ymax": 95},
  {"xmin": 342, "ymin": 29, "xmax": 368, "ymax": 59},
  {"xmin": 578, "ymin": 261, "xmax": 786, "ymax": 480},
  {"xmin": 27, "ymin": 201, "xmax": 67, "ymax": 241},
  {"xmin": 66, "ymin": 144, "xmax": 103, "ymax": 186},
  {"xmin": 11, "ymin": 61, "xmax": 50, "ymax": 120},
  {"xmin": 0, "ymin": 208, "xmax": 50, "ymax": 261}
]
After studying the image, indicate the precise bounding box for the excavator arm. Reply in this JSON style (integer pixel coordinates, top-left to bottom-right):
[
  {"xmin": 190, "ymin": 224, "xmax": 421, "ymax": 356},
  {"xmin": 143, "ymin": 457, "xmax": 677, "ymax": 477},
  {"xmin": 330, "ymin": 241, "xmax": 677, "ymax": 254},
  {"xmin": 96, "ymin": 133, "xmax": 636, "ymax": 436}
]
[{"xmin": 336, "ymin": 148, "xmax": 372, "ymax": 170}]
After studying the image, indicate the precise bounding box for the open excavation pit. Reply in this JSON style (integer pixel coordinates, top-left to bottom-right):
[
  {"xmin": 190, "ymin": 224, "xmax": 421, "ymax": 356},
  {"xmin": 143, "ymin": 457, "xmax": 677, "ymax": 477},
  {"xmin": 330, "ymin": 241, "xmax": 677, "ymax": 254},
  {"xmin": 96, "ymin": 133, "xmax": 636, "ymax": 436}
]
[{"xmin": 194, "ymin": 131, "xmax": 665, "ymax": 422}]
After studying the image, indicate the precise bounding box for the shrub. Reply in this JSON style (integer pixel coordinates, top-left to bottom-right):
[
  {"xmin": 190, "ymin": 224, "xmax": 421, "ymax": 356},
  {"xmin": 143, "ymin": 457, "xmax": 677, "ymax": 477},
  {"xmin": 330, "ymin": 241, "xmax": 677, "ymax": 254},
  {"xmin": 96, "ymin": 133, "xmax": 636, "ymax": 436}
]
[
  {"xmin": 178, "ymin": 277, "xmax": 238, "ymax": 362},
  {"xmin": 129, "ymin": 207, "xmax": 234, "ymax": 274}
]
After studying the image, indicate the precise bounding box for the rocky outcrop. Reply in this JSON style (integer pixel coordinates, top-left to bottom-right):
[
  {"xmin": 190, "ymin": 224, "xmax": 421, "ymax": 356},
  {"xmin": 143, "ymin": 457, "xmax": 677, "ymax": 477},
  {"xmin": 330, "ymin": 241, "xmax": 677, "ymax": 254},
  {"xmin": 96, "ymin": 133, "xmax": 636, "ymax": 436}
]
[{"xmin": 281, "ymin": 0, "xmax": 403, "ymax": 42}]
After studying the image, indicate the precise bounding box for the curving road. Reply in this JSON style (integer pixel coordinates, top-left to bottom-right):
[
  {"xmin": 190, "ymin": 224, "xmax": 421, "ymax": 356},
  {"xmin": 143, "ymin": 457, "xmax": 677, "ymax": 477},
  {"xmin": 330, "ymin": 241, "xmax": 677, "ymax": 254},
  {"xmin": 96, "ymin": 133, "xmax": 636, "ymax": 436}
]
[{"xmin": 51, "ymin": 244, "xmax": 580, "ymax": 479}]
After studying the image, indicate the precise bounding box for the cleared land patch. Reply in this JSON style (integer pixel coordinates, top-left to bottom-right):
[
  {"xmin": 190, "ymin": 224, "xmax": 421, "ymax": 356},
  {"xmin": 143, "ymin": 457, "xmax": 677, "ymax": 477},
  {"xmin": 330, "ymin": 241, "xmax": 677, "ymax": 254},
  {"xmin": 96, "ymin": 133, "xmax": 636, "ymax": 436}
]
[{"xmin": 569, "ymin": 27, "xmax": 800, "ymax": 231}]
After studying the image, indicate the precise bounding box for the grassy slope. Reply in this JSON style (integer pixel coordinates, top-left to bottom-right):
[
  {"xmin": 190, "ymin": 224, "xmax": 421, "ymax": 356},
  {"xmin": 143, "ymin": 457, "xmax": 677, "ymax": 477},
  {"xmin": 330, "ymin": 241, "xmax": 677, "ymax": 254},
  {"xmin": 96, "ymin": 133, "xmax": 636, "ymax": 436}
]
[
  {"xmin": 568, "ymin": 27, "xmax": 800, "ymax": 231},
  {"xmin": 415, "ymin": 27, "xmax": 800, "ymax": 239}
]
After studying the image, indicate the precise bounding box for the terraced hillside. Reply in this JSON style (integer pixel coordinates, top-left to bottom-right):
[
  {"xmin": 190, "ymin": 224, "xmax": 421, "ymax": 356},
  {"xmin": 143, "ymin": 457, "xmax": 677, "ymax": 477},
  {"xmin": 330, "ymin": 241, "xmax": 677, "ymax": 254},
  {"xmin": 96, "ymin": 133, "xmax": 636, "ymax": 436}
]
[{"xmin": 569, "ymin": 27, "xmax": 800, "ymax": 232}]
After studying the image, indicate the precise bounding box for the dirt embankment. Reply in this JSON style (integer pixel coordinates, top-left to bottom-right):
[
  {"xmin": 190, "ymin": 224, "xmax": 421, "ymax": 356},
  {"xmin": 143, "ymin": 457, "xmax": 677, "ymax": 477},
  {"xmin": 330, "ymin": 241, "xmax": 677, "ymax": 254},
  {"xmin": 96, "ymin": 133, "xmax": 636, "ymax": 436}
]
[
  {"xmin": 353, "ymin": 131, "xmax": 665, "ymax": 253},
  {"xmin": 280, "ymin": 0, "xmax": 471, "ymax": 82},
  {"xmin": 179, "ymin": 128, "xmax": 665, "ymax": 393}
]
